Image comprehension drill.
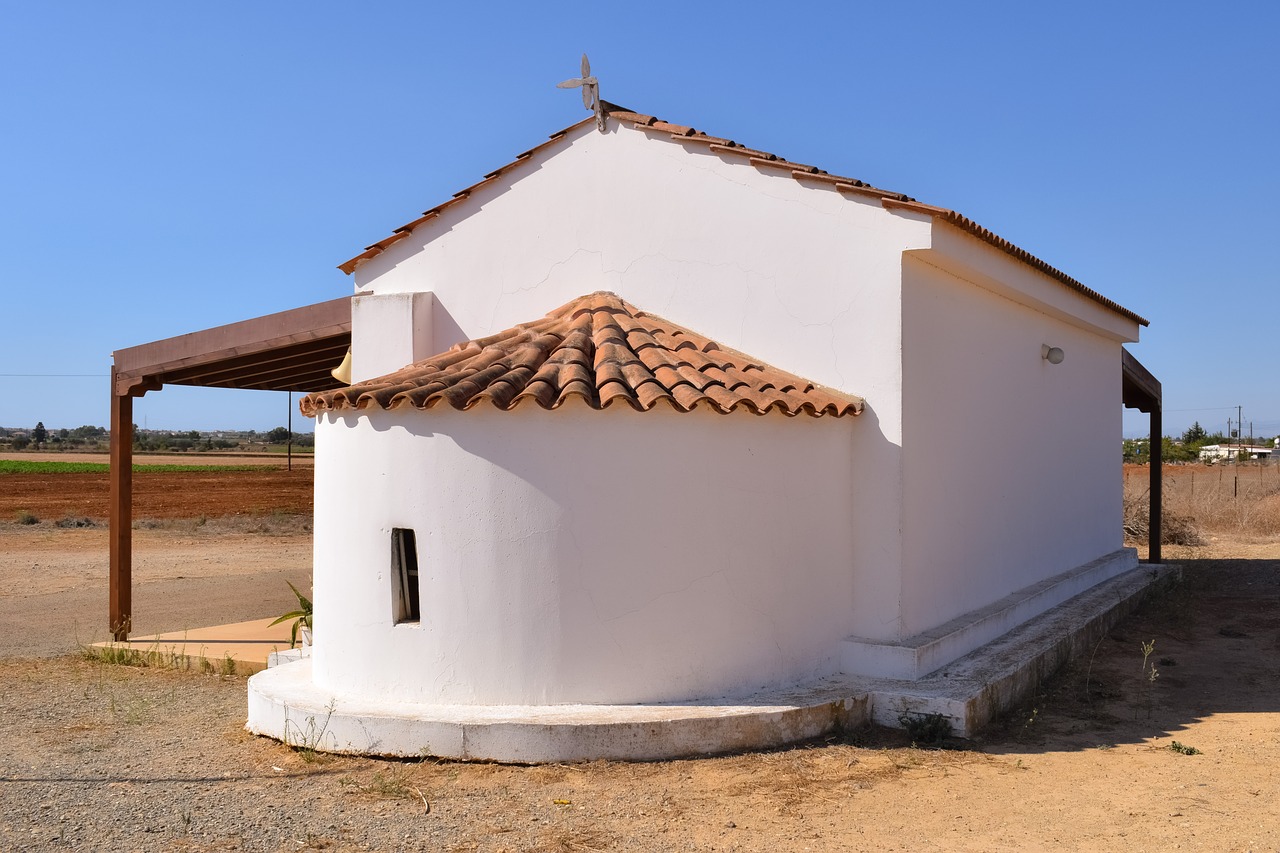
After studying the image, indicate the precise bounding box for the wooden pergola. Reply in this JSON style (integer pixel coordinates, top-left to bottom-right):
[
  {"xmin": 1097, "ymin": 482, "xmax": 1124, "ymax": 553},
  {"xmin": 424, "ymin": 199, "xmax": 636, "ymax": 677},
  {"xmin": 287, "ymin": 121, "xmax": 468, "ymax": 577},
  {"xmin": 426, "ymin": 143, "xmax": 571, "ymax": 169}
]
[
  {"xmin": 108, "ymin": 297, "xmax": 352, "ymax": 640},
  {"xmin": 1122, "ymin": 348, "xmax": 1163, "ymax": 563}
]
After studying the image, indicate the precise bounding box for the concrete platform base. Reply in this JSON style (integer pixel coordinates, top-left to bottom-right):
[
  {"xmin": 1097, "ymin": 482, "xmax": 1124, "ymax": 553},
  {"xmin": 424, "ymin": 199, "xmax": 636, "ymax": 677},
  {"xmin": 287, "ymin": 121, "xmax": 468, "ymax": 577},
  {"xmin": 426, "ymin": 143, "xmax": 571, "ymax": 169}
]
[
  {"xmin": 93, "ymin": 617, "xmax": 294, "ymax": 675},
  {"xmin": 840, "ymin": 548, "xmax": 1138, "ymax": 679},
  {"xmin": 862, "ymin": 561, "xmax": 1178, "ymax": 735},
  {"xmin": 246, "ymin": 562, "xmax": 1177, "ymax": 761}
]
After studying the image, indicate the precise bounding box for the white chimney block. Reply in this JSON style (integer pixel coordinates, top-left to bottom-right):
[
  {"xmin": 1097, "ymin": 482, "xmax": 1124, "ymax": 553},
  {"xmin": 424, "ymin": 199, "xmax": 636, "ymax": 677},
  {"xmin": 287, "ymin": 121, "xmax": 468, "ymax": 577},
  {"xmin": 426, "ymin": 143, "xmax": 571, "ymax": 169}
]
[{"xmin": 350, "ymin": 292, "xmax": 435, "ymax": 384}]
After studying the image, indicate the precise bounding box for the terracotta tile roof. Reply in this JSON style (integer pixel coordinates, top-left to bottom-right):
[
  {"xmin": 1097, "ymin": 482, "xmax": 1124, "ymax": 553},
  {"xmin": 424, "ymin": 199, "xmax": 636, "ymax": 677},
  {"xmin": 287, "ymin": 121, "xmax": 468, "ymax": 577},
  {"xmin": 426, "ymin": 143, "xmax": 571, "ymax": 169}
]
[
  {"xmin": 338, "ymin": 104, "xmax": 1147, "ymax": 327},
  {"xmin": 300, "ymin": 292, "xmax": 864, "ymax": 419}
]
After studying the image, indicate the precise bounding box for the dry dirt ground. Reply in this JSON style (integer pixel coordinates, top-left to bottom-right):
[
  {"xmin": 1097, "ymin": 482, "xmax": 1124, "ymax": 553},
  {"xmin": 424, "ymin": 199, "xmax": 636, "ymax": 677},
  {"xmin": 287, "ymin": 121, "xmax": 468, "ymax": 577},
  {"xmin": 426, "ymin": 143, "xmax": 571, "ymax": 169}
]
[{"xmin": 1, "ymin": 464, "xmax": 1279, "ymax": 851}]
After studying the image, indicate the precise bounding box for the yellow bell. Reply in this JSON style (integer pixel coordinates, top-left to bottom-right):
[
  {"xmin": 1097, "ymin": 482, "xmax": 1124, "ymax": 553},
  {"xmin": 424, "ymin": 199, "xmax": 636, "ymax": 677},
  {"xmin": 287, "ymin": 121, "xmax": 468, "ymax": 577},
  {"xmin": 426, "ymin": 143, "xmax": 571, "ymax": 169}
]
[{"xmin": 331, "ymin": 347, "xmax": 353, "ymax": 384}]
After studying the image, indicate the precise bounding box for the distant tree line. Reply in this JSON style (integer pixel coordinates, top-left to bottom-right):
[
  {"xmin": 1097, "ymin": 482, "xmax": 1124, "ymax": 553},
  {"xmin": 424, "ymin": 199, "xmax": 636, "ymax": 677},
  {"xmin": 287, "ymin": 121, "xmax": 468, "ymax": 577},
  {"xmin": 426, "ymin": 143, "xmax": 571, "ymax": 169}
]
[
  {"xmin": 2, "ymin": 423, "xmax": 108, "ymax": 451},
  {"xmin": 2, "ymin": 423, "xmax": 313, "ymax": 453},
  {"xmin": 1124, "ymin": 420, "xmax": 1273, "ymax": 463},
  {"xmin": 132, "ymin": 426, "xmax": 313, "ymax": 452},
  {"xmin": 132, "ymin": 428, "xmax": 240, "ymax": 452}
]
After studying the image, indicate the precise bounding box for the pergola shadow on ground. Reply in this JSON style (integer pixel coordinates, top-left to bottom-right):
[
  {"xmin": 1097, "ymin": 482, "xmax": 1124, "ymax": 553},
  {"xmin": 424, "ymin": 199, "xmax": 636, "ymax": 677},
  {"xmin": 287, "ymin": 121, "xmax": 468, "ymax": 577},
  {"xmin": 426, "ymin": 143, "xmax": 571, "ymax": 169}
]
[{"xmin": 108, "ymin": 297, "xmax": 350, "ymax": 640}]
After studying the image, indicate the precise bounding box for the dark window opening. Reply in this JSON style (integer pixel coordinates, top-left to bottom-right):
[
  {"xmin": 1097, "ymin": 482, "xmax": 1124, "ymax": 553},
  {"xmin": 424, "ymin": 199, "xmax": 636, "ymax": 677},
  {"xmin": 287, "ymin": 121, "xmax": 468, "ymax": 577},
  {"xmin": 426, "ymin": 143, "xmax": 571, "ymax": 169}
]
[{"xmin": 392, "ymin": 527, "xmax": 420, "ymax": 623}]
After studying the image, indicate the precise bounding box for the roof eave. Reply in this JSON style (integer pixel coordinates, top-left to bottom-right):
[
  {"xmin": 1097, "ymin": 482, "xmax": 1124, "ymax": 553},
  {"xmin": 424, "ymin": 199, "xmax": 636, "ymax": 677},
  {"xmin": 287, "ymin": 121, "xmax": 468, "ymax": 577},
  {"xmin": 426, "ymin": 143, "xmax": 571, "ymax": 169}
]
[
  {"xmin": 337, "ymin": 107, "xmax": 1147, "ymax": 329},
  {"xmin": 883, "ymin": 199, "xmax": 1148, "ymax": 327}
]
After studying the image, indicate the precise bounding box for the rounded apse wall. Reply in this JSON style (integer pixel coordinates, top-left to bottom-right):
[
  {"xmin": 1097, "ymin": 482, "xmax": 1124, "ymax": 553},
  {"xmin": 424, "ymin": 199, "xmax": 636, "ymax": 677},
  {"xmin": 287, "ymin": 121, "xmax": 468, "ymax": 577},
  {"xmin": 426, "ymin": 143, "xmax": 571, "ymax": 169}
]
[{"xmin": 309, "ymin": 403, "xmax": 858, "ymax": 706}]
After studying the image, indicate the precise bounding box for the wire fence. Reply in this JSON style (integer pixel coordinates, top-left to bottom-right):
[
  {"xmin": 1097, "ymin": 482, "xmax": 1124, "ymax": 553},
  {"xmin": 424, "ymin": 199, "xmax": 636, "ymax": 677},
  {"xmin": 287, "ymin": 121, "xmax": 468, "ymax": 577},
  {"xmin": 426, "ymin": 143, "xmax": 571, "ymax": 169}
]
[{"xmin": 1124, "ymin": 463, "xmax": 1280, "ymax": 541}]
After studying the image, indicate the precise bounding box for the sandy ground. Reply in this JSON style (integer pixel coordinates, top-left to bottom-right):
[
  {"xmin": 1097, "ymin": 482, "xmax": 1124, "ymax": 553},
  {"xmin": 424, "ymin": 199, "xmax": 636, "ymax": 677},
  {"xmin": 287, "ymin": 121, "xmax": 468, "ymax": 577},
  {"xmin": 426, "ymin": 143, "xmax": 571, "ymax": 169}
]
[
  {"xmin": 1, "ymin": 473, "xmax": 1278, "ymax": 850},
  {"xmin": 0, "ymin": 520, "xmax": 312, "ymax": 656}
]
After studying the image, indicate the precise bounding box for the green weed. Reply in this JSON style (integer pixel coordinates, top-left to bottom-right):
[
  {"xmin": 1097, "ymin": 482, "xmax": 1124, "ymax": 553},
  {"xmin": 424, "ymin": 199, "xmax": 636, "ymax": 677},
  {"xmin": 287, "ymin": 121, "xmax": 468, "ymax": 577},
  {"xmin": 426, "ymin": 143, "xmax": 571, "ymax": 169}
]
[
  {"xmin": 282, "ymin": 700, "xmax": 337, "ymax": 762},
  {"xmin": 82, "ymin": 640, "xmax": 192, "ymax": 671},
  {"xmin": 1136, "ymin": 638, "xmax": 1162, "ymax": 721},
  {"xmin": 339, "ymin": 764, "xmax": 421, "ymax": 800},
  {"xmin": 898, "ymin": 711, "xmax": 952, "ymax": 746}
]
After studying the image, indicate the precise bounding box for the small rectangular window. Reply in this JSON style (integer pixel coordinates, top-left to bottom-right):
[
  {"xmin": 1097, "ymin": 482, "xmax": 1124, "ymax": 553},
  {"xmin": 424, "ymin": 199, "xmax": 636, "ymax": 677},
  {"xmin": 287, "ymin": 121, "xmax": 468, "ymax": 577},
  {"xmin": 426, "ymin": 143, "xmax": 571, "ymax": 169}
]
[{"xmin": 391, "ymin": 528, "xmax": 420, "ymax": 623}]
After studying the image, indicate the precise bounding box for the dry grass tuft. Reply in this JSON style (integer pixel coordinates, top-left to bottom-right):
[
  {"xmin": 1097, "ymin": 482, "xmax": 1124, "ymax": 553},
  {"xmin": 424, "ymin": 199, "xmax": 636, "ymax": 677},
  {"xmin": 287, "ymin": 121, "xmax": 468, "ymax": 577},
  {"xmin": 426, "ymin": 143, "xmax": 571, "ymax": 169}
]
[
  {"xmin": 1123, "ymin": 491, "xmax": 1204, "ymax": 546},
  {"xmin": 533, "ymin": 828, "xmax": 616, "ymax": 853},
  {"xmin": 1123, "ymin": 463, "xmax": 1280, "ymax": 545}
]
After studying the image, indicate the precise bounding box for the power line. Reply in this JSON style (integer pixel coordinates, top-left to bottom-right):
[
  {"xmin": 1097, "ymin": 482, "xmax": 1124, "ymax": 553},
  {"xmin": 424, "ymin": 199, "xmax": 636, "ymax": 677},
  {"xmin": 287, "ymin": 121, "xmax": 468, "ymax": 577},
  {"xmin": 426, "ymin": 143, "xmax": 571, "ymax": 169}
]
[{"xmin": 0, "ymin": 373, "xmax": 107, "ymax": 377}]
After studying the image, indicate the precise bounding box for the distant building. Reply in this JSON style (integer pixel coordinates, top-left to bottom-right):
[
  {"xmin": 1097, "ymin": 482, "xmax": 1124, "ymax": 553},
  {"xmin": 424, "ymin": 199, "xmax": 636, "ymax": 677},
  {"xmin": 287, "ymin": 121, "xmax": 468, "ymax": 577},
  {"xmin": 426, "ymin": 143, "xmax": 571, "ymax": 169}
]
[{"xmin": 1199, "ymin": 443, "xmax": 1274, "ymax": 462}]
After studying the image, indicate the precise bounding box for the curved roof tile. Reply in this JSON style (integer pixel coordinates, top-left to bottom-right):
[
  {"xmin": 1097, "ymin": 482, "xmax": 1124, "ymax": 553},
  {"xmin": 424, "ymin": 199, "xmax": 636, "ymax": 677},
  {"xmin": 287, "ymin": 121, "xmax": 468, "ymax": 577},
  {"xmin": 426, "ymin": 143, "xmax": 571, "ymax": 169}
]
[{"xmin": 301, "ymin": 293, "xmax": 864, "ymax": 420}]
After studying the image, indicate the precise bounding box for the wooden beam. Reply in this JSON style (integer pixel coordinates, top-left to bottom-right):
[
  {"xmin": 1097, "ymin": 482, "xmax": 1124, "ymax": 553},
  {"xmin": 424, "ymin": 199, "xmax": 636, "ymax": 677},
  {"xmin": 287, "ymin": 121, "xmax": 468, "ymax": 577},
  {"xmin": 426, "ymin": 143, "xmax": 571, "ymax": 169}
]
[
  {"xmin": 1150, "ymin": 403, "xmax": 1163, "ymax": 564},
  {"xmin": 113, "ymin": 297, "xmax": 351, "ymax": 378},
  {"xmin": 1121, "ymin": 348, "xmax": 1163, "ymax": 563},
  {"xmin": 108, "ymin": 367, "xmax": 133, "ymax": 640},
  {"xmin": 1122, "ymin": 349, "xmax": 1161, "ymax": 413},
  {"xmin": 155, "ymin": 337, "xmax": 350, "ymax": 388}
]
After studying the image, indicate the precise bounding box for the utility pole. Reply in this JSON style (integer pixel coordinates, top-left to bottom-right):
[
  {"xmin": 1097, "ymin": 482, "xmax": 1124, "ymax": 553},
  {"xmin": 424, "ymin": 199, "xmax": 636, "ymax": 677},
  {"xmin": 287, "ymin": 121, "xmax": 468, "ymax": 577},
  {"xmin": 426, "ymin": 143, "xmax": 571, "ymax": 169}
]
[
  {"xmin": 1233, "ymin": 407, "xmax": 1244, "ymax": 466},
  {"xmin": 1235, "ymin": 405, "xmax": 1243, "ymax": 497}
]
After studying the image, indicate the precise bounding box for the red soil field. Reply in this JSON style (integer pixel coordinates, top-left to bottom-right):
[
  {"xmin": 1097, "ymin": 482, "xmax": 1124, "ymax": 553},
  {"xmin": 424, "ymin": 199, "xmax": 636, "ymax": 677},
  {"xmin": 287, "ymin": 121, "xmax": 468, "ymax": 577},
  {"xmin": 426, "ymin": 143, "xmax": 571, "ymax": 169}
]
[{"xmin": 1, "ymin": 468, "xmax": 313, "ymax": 521}]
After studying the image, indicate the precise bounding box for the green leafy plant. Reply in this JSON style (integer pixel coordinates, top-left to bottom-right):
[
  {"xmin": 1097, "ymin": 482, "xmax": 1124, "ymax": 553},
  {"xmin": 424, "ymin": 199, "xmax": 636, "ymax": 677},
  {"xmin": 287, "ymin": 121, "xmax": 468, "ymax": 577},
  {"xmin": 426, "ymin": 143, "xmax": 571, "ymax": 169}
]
[
  {"xmin": 270, "ymin": 581, "xmax": 313, "ymax": 648},
  {"xmin": 1169, "ymin": 741, "xmax": 1202, "ymax": 755}
]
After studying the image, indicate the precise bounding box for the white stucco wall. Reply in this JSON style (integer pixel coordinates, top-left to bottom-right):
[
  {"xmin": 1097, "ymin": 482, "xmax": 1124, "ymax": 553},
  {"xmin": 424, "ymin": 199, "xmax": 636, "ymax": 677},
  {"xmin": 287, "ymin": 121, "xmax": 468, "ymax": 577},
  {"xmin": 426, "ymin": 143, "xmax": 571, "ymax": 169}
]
[
  {"xmin": 350, "ymin": 121, "xmax": 931, "ymax": 446},
  {"xmin": 311, "ymin": 403, "xmax": 859, "ymax": 705},
  {"xmin": 349, "ymin": 291, "xmax": 435, "ymax": 384},
  {"xmin": 323, "ymin": 117, "xmax": 1144, "ymax": 675},
  {"xmin": 897, "ymin": 252, "xmax": 1132, "ymax": 635},
  {"xmin": 344, "ymin": 119, "xmax": 927, "ymax": 647}
]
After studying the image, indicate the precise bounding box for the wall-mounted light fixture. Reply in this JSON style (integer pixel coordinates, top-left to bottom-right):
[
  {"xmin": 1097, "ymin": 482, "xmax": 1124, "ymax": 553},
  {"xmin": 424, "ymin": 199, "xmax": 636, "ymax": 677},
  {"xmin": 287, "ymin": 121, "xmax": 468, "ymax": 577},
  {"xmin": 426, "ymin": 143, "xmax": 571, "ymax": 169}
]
[{"xmin": 1041, "ymin": 344, "xmax": 1065, "ymax": 365}]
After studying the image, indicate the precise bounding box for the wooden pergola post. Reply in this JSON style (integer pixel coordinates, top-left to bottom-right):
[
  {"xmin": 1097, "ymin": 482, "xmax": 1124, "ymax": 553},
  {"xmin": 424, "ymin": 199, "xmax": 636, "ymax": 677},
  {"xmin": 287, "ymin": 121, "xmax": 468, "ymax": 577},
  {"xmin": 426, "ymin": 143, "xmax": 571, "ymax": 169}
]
[
  {"xmin": 1122, "ymin": 349, "xmax": 1163, "ymax": 564},
  {"xmin": 1149, "ymin": 401, "xmax": 1162, "ymax": 564},
  {"xmin": 108, "ymin": 367, "xmax": 133, "ymax": 640}
]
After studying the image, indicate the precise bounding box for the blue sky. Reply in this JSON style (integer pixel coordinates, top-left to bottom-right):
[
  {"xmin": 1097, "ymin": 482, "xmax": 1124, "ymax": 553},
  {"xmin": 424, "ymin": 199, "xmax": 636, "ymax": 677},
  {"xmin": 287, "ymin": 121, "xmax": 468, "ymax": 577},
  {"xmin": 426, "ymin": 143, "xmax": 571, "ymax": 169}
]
[{"xmin": 1, "ymin": 2, "xmax": 1275, "ymax": 439}]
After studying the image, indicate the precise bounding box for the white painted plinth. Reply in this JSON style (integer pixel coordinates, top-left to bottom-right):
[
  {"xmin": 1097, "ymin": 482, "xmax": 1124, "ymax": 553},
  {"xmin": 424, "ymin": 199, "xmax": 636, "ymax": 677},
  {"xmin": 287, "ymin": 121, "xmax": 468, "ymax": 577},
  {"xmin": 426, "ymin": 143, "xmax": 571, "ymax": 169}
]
[
  {"xmin": 267, "ymin": 648, "xmax": 304, "ymax": 668},
  {"xmin": 839, "ymin": 548, "xmax": 1139, "ymax": 680},
  {"xmin": 247, "ymin": 560, "xmax": 1175, "ymax": 758},
  {"xmin": 247, "ymin": 661, "xmax": 868, "ymax": 762}
]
